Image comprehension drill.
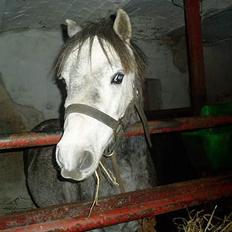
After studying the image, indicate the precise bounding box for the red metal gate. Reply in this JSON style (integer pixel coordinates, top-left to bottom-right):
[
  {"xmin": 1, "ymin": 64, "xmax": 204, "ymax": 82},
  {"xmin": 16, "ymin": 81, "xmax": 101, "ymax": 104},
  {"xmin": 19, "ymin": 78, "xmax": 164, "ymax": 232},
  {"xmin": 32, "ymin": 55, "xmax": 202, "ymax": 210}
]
[{"xmin": 0, "ymin": 115, "xmax": 231, "ymax": 231}]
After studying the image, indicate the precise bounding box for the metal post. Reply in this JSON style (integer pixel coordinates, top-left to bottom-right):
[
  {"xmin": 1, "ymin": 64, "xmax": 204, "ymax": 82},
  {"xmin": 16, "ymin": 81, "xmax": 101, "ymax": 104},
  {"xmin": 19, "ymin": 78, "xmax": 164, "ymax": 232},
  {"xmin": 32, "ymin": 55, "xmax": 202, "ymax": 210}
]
[{"xmin": 184, "ymin": 0, "xmax": 207, "ymax": 114}]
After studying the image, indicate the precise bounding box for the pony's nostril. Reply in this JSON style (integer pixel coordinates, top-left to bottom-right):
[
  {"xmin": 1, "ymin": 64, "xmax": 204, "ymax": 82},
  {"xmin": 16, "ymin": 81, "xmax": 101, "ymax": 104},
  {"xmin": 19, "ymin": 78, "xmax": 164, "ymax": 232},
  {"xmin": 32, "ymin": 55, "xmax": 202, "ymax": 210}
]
[{"xmin": 78, "ymin": 150, "xmax": 94, "ymax": 171}]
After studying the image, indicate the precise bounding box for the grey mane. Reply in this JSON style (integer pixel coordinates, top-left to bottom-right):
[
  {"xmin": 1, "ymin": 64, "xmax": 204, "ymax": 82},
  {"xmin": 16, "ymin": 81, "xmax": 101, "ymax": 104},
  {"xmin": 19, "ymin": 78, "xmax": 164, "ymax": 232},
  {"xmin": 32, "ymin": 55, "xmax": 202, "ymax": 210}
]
[{"xmin": 57, "ymin": 17, "xmax": 146, "ymax": 81}]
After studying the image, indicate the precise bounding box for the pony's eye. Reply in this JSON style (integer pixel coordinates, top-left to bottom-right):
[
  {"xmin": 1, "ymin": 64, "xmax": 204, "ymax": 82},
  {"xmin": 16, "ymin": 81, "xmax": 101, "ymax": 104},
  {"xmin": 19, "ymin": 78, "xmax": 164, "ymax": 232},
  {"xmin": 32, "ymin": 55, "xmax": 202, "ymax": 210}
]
[
  {"xmin": 111, "ymin": 72, "xmax": 124, "ymax": 84},
  {"xmin": 59, "ymin": 78, "xmax": 66, "ymax": 86}
]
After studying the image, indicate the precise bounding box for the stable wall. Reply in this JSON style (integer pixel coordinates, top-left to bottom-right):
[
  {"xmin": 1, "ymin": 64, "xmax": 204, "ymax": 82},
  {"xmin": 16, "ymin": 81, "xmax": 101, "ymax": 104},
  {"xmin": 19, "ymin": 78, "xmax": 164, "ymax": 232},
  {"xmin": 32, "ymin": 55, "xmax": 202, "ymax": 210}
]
[{"xmin": 0, "ymin": 1, "xmax": 232, "ymax": 216}]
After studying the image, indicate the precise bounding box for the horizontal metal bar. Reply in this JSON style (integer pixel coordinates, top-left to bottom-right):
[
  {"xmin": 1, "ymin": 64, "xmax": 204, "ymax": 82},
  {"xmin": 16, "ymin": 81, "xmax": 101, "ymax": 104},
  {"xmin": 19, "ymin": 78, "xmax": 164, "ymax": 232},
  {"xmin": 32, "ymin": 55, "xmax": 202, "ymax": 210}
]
[
  {"xmin": 0, "ymin": 173, "xmax": 231, "ymax": 231},
  {"xmin": 0, "ymin": 115, "xmax": 231, "ymax": 150}
]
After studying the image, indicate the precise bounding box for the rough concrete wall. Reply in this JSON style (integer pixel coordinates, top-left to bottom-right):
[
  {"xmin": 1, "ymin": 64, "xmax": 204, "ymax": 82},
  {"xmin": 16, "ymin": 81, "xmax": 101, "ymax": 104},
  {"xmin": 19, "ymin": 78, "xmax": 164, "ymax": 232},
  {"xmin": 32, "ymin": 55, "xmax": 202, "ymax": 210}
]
[
  {"xmin": 0, "ymin": 77, "xmax": 42, "ymax": 215},
  {"xmin": 138, "ymin": 39, "xmax": 190, "ymax": 109},
  {"xmin": 165, "ymin": 7, "xmax": 232, "ymax": 105},
  {"xmin": 0, "ymin": 30, "xmax": 61, "ymax": 215},
  {"xmin": 0, "ymin": 29, "xmax": 63, "ymax": 120},
  {"xmin": 0, "ymin": 1, "xmax": 232, "ymax": 120},
  {"xmin": 1, "ymin": 0, "xmax": 231, "ymax": 31},
  {"xmin": 204, "ymin": 40, "xmax": 232, "ymax": 104}
]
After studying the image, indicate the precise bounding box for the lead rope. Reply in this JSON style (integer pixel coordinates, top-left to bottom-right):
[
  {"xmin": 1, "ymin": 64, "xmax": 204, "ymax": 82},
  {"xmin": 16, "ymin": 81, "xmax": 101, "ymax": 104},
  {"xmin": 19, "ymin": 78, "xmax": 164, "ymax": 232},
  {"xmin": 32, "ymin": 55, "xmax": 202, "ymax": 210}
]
[{"xmin": 134, "ymin": 101, "xmax": 152, "ymax": 148}]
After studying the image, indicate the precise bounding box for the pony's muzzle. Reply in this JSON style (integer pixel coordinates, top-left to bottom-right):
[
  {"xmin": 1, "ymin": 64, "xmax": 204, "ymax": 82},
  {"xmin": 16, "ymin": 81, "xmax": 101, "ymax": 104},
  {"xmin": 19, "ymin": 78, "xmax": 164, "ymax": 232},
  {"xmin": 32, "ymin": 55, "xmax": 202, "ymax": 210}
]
[{"xmin": 56, "ymin": 148, "xmax": 95, "ymax": 180}]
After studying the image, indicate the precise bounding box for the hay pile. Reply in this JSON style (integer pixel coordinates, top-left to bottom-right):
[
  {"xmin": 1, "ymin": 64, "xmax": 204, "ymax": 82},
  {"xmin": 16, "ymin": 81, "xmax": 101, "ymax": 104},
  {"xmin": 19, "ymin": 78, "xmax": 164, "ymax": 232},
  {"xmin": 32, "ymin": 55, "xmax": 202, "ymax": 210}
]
[{"xmin": 174, "ymin": 206, "xmax": 232, "ymax": 232}]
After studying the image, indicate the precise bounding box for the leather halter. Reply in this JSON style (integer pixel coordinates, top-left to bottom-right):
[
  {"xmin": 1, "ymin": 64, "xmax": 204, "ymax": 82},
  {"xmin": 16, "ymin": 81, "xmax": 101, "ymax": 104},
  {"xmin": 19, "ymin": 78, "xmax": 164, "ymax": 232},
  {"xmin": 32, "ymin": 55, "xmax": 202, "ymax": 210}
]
[{"xmin": 64, "ymin": 90, "xmax": 152, "ymax": 153}]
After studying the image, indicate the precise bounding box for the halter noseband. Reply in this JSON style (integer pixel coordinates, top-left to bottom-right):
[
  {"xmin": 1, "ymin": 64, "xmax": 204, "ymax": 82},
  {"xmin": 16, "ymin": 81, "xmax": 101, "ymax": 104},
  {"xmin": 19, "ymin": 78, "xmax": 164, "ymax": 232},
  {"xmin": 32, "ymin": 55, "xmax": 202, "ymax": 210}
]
[
  {"xmin": 64, "ymin": 90, "xmax": 152, "ymax": 153},
  {"xmin": 64, "ymin": 103, "xmax": 126, "ymax": 137}
]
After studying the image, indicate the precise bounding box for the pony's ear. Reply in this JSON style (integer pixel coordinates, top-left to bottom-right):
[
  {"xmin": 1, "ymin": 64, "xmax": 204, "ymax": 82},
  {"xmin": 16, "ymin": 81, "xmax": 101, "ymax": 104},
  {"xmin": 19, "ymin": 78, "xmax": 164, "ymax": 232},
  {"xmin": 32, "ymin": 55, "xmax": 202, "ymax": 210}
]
[
  {"xmin": 113, "ymin": 9, "xmax": 132, "ymax": 43},
  {"xmin": 66, "ymin": 19, "xmax": 82, "ymax": 37}
]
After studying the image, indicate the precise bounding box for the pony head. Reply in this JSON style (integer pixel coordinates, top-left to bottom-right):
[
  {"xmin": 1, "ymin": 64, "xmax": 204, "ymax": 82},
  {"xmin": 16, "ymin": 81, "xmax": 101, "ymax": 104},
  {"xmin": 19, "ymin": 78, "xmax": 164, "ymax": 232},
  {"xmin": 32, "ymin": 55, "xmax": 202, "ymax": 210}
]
[{"xmin": 56, "ymin": 9, "xmax": 145, "ymax": 181}]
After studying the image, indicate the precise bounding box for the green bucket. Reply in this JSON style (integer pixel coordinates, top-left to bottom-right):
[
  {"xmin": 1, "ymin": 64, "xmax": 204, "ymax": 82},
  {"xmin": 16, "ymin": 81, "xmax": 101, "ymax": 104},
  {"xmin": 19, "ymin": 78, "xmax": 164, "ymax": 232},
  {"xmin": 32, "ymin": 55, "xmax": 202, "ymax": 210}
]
[{"xmin": 182, "ymin": 103, "xmax": 232, "ymax": 171}]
